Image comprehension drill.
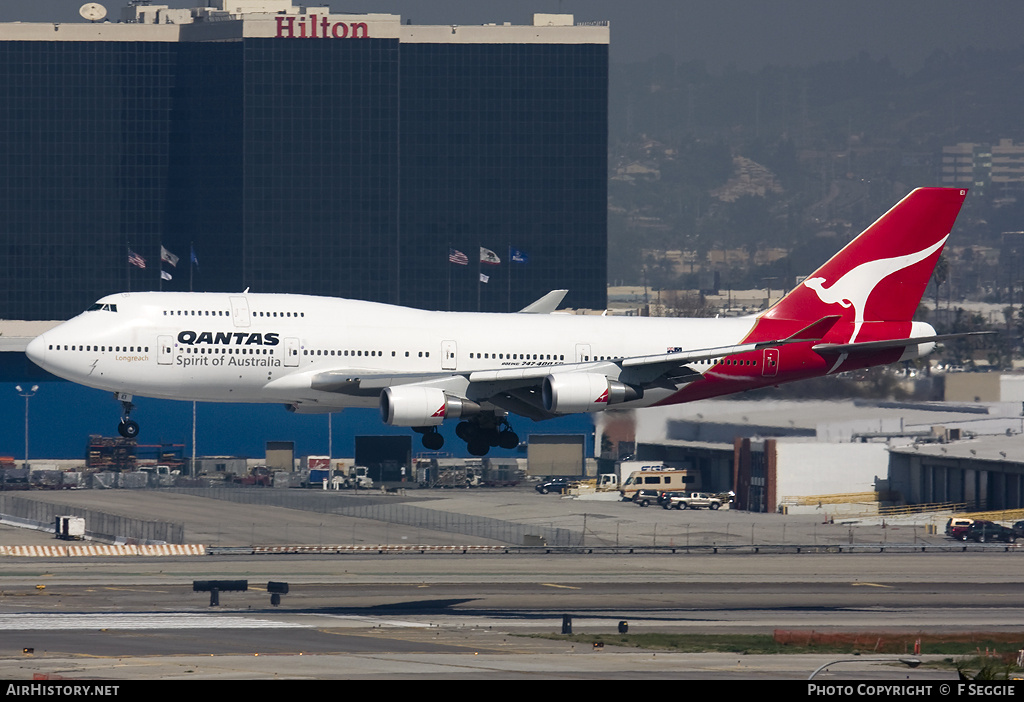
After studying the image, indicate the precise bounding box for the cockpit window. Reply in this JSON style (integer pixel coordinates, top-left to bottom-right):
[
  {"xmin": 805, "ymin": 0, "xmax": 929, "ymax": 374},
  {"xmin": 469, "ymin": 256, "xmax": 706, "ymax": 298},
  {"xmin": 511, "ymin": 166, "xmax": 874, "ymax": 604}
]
[{"xmin": 87, "ymin": 303, "xmax": 118, "ymax": 312}]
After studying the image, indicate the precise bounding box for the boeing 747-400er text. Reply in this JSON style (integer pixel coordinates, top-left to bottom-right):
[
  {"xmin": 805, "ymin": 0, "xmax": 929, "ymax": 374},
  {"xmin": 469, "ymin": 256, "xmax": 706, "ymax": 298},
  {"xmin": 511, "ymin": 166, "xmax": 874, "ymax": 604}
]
[{"xmin": 26, "ymin": 188, "xmax": 981, "ymax": 455}]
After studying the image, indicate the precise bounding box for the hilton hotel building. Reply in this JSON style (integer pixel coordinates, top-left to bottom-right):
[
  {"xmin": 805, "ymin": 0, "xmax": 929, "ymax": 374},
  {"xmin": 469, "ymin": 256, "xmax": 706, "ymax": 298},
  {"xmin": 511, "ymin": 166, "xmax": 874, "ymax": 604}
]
[{"xmin": 0, "ymin": 1, "xmax": 609, "ymax": 319}]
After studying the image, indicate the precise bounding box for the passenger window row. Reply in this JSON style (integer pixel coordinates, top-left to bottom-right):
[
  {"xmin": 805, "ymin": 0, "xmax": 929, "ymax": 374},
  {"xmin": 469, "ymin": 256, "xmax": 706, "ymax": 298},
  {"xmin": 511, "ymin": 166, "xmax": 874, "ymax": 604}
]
[
  {"xmin": 164, "ymin": 310, "xmax": 229, "ymax": 317},
  {"xmin": 48, "ymin": 344, "xmax": 149, "ymax": 353},
  {"xmin": 184, "ymin": 347, "xmax": 270, "ymax": 354},
  {"xmin": 162, "ymin": 310, "xmax": 305, "ymax": 318},
  {"xmin": 469, "ymin": 352, "xmax": 565, "ymax": 361},
  {"xmin": 304, "ymin": 349, "xmax": 430, "ymax": 358},
  {"xmin": 698, "ymin": 358, "xmax": 757, "ymax": 366}
]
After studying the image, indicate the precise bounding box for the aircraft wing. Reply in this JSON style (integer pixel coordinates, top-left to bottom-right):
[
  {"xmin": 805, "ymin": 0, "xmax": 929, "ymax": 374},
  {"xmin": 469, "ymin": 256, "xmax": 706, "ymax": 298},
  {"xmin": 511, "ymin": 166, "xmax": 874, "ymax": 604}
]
[{"xmin": 289, "ymin": 315, "xmax": 841, "ymax": 420}]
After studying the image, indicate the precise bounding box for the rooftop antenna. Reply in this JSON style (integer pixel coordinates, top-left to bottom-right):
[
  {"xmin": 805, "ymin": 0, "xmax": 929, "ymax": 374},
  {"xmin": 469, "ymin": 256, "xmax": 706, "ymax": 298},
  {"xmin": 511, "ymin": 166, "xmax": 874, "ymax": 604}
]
[{"xmin": 79, "ymin": 3, "xmax": 107, "ymax": 22}]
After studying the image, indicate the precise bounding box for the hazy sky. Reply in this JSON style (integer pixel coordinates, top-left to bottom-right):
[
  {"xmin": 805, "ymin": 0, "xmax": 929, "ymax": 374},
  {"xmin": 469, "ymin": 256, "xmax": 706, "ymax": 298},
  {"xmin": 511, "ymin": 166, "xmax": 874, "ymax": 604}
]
[{"xmin": 2, "ymin": 0, "xmax": 1022, "ymax": 72}]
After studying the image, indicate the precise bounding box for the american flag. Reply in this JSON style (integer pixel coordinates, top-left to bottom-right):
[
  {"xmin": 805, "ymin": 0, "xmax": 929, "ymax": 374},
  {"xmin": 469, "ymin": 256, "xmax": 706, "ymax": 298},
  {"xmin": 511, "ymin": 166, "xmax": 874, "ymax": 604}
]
[
  {"xmin": 448, "ymin": 248, "xmax": 469, "ymax": 265},
  {"xmin": 128, "ymin": 250, "xmax": 146, "ymax": 269}
]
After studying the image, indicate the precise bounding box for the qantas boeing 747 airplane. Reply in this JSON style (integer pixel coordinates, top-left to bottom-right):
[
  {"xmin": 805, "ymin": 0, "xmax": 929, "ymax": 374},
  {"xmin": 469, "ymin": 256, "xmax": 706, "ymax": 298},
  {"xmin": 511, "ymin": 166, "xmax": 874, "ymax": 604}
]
[{"xmin": 26, "ymin": 188, "xmax": 979, "ymax": 455}]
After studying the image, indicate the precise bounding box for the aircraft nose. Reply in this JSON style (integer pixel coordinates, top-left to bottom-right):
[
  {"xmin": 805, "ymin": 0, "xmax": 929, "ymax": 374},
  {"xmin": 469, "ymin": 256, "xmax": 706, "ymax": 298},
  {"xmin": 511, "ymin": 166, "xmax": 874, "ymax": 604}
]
[{"xmin": 26, "ymin": 334, "xmax": 47, "ymax": 369}]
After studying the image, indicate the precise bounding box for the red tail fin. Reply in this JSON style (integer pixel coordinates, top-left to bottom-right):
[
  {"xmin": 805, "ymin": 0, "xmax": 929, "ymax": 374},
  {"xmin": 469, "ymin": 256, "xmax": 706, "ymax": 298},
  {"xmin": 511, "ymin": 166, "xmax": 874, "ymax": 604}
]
[{"xmin": 762, "ymin": 188, "xmax": 967, "ymax": 340}]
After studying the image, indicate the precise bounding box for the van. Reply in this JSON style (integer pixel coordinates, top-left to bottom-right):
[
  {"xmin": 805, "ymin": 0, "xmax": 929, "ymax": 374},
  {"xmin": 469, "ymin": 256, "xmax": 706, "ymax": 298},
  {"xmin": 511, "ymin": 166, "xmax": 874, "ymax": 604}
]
[{"xmin": 618, "ymin": 469, "xmax": 696, "ymax": 501}]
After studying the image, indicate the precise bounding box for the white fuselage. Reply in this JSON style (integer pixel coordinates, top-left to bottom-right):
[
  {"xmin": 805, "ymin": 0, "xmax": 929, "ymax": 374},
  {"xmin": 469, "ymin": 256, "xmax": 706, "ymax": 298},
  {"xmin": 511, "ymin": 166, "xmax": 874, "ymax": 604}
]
[{"xmin": 26, "ymin": 291, "xmax": 756, "ymax": 412}]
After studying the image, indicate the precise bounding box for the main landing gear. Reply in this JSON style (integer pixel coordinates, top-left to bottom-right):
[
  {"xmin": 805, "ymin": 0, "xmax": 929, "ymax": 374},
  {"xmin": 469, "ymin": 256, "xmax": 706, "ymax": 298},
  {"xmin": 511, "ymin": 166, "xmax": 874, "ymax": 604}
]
[
  {"xmin": 115, "ymin": 393, "xmax": 139, "ymax": 439},
  {"xmin": 457, "ymin": 414, "xmax": 519, "ymax": 456},
  {"xmin": 413, "ymin": 413, "xmax": 520, "ymax": 456}
]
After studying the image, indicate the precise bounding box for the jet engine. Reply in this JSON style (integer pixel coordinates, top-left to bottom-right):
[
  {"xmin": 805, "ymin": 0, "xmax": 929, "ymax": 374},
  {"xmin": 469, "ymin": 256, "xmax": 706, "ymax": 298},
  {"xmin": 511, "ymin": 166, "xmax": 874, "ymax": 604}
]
[
  {"xmin": 380, "ymin": 386, "xmax": 480, "ymax": 426},
  {"xmin": 542, "ymin": 373, "xmax": 641, "ymax": 414}
]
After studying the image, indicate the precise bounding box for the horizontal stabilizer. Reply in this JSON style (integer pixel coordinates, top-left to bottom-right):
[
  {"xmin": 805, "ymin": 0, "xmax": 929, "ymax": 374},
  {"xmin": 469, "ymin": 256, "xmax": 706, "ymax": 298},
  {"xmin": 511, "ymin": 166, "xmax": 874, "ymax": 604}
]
[
  {"xmin": 518, "ymin": 290, "xmax": 568, "ymax": 314},
  {"xmin": 785, "ymin": 315, "xmax": 842, "ymax": 342},
  {"xmin": 813, "ymin": 331, "xmax": 995, "ymax": 355}
]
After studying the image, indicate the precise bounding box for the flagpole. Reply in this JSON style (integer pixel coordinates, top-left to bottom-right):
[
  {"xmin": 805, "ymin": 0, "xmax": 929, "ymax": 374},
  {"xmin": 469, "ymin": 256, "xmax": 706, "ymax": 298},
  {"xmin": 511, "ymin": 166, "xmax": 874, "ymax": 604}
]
[{"xmin": 507, "ymin": 243, "xmax": 512, "ymax": 312}]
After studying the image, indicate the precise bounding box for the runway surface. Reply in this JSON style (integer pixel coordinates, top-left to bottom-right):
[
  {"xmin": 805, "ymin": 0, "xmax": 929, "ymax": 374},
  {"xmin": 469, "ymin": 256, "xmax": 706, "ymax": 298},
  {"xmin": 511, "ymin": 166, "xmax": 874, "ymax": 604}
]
[{"xmin": 0, "ymin": 489, "xmax": 1017, "ymax": 679}]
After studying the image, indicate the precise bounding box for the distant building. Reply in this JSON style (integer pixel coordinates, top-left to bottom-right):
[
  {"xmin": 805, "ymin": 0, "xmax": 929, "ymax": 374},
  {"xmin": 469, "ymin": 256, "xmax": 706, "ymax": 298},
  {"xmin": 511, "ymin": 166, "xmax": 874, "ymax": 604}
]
[
  {"xmin": 941, "ymin": 142, "xmax": 990, "ymax": 192},
  {"xmin": 991, "ymin": 139, "xmax": 1024, "ymax": 199},
  {"xmin": 941, "ymin": 139, "xmax": 1024, "ymax": 199},
  {"xmin": 0, "ymin": 2, "xmax": 609, "ymax": 320},
  {"xmin": 620, "ymin": 399, "xmax": 1024, "ymax": 512}
]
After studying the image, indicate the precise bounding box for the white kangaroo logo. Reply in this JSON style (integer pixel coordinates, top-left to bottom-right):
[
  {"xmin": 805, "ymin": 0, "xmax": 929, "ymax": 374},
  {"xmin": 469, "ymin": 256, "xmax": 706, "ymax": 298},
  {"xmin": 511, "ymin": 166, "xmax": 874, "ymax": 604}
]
[{"xmin": 802, "ymin": 234, "xmax": 947, "ymax": 343}]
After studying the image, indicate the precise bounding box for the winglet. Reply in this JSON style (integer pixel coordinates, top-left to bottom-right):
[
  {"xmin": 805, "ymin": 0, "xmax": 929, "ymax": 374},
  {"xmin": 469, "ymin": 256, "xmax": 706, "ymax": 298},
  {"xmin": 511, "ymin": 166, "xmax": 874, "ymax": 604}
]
[{"xmin": 518, "ymin": 290, "xmax": 568, "ymax": 314}]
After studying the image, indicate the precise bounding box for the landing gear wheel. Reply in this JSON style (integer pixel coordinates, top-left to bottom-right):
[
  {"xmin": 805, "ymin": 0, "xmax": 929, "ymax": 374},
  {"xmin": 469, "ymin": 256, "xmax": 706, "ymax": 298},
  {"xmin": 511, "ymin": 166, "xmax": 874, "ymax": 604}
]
[
  {"xmin": 456, "ymin": 421, "xmax": 476, "ymax": 442},
  {"xmin": 497, "ymin": 430, "xmax": 520, "ymax": 450},
  {"xmin": 118, "ymin": 419, "xmax": 139, "ymax": 439},
  {"xmin": 467, "ymin": 439, "xmax": 490, "ymax": 456},
  {"xmin": 421, "ymin": 430, "xmax": 444, "ymax": 450}
]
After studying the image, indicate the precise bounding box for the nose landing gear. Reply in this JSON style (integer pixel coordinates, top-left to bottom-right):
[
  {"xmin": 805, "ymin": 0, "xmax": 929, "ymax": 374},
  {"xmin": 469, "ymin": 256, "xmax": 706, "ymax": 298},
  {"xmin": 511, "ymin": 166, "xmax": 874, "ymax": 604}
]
[{"xmin": 115, "ymin": 394, "xmax": 139, "ymax": 439}]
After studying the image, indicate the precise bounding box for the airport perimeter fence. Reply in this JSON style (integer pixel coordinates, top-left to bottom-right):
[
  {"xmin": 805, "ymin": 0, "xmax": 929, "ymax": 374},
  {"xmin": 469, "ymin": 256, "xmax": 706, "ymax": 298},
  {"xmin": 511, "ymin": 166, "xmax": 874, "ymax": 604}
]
[
  {"xmin": 0, "ymin": 494, "xmax": 184, "ymax": 544},
  {"xmin": 164, "ymin": 487, "xmax": 581, "ymax": 547}
]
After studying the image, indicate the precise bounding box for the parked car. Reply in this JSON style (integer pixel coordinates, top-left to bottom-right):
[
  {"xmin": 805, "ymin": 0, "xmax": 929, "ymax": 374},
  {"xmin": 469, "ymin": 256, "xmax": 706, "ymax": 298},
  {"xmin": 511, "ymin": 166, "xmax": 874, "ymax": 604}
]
[
  {"xmin": 535, "ymin": 478, "xmax": 571, "ymax": 495},
  {"xmin": 944, "ymin": 517, "xmax": 974, "ymax": 541},
  {"xmin": 1014, "ymin": 520, "xmax": 1024, "ymax": 539},
  {"xmin": 657, "ymin": 491, "xmax": 686, "ymax": 507},
  {"xmin": 964, "ymin": 520, "xmax": 1017, "ymax": 543},
  {"xmin": 631, "ymin": 489, "xmax": 663, "ymax": 507}
]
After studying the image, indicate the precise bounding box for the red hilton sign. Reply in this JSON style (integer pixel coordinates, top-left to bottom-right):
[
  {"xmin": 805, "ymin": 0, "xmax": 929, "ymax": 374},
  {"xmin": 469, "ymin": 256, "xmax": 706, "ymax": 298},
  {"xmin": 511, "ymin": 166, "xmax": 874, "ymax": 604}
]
[{"xmin": 275, "ymin": 15, "xmax": 369, "ymax": 39}]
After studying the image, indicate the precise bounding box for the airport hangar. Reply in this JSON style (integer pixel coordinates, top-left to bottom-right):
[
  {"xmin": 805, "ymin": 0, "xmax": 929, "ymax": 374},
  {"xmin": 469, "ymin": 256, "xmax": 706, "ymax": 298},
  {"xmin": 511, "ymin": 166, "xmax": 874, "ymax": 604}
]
[
  {"xmin": 0, "ymin": 1, "xmax": 609, "ymax": 321},
  {"xmin": 599, "ymin": 398, "xmax": 1024, "ymax": 513}
]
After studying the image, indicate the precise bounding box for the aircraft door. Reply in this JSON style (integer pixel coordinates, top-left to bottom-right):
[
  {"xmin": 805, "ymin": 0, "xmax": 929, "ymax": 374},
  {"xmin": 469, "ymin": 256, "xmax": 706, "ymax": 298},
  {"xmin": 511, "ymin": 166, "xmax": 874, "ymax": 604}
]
[
  {"xmin": 575, "ymin": 344, "xmax": 592, "ymax": 363},
  {"xmin": 158, "ymin": 335, "xmax": 174, "ymax": 365},
  {"xmin": 762, "ymin": 348, "xmax": 779, "ymax": 377},
  {"xmin": 441, "ymin": 340, "xmax": 457, "ymax": 370},
  {"xmin": 284, "ymin": 337, "xmax": 300, "ymax": 367},
  {"xmin": 230, "ymin": 296, "xmax": 251, "ymax": 328}
]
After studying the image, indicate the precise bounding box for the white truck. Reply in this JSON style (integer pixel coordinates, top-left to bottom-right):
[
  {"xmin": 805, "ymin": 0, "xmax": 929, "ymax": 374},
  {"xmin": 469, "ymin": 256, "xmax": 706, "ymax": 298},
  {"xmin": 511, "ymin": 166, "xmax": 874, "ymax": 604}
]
[
  {"xmin": 662, "ymin": 492, "xmax": 723, "ymax": 510},
  {"xmin": 343, "ymin": 465, "xmax": 374, "ymax": 489}
]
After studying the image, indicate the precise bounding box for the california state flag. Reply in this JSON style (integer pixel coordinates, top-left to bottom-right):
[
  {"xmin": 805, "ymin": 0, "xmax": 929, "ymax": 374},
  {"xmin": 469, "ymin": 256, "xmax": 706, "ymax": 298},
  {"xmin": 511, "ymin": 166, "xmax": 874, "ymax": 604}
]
[{"xmin": 480, "ymin": 247, "xmax": 501, "ymax": 265}]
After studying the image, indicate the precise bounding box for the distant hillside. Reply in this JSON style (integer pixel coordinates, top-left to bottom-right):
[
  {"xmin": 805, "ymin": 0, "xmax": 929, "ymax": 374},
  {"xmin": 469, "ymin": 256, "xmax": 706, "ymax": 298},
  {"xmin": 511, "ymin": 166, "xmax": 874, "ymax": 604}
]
[{"xmin": 607, "ymin": 47, "xmax": 1024, "ymax": 295}]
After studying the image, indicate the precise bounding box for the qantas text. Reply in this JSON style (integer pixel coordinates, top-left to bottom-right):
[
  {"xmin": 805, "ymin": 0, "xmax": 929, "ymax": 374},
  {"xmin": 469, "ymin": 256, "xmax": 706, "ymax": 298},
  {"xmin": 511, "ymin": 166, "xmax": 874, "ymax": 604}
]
[{"xmin": 177, "ymin": 331, "xmax": 280, "ymax": 346}]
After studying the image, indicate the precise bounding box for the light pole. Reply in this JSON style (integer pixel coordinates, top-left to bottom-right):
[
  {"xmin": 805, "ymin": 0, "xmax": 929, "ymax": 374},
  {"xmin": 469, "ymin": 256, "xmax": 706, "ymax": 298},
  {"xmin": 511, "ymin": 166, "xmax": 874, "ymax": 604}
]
[{"xmin": 14, "ymin": 385, "xmax": 38, "ymax": 470}]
